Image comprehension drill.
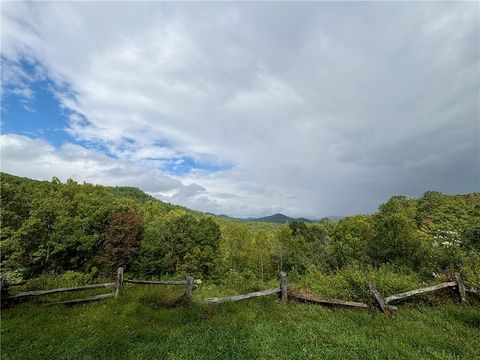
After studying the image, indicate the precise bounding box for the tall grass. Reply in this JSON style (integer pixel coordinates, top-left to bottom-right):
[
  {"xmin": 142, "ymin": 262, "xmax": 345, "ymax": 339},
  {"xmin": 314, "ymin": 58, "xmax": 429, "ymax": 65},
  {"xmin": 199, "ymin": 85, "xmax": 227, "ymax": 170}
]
[{"xmin": 2, "ymin": 282, "xmax": 479, "ymax": 360}]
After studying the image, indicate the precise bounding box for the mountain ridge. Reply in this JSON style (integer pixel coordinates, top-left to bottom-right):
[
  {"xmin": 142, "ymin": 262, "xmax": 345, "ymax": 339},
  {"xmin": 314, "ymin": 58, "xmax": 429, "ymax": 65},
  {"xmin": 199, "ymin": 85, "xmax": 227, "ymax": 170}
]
[{"xmin": 209, "ymin": 212, "xmax": 345, "ymax": 223}]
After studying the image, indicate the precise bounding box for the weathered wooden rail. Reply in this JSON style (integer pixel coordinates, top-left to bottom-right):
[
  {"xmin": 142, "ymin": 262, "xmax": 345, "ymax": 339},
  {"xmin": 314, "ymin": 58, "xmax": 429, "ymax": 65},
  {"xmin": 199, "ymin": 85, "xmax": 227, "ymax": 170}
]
[
  {"xmin": 49, "ymin": 292, "xmax": 116, "ymax": 306},
  {"xmin": 289, "ymin": 290, "xmax": 369, "ymax": 309},
  {"xmin": 204, "ymin": 288, "xmax": 282, "ymax": 304},
  {"xmin": 6, "ymin": 283, "xmax": 116, "ymax": 300},
  {"xmin": 203, "ymin": 272, "xmax": 289, "ymax": 304},
  {"xmin": 124, "ymin": 273, "xmax": 197, "ymax": 304},
  {"xmin": 467, "ymin": 287, "xmax": 478, "ymax": 295},
  {"xmin": 124, "ymin": 279, "xmax": 188, "ymax": 285},
  {"xmin": 384, "ymin": 282, "xmax": 457, "ymax": 304}
]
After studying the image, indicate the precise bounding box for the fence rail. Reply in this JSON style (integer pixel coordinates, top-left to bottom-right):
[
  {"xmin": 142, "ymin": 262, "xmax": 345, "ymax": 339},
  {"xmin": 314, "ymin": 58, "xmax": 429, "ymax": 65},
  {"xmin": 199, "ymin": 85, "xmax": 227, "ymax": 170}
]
[
  {"xmin": 1, "ymin": 270, "xmax": 478, "ymax": 314},
  {"xmin": 124, "ymin": 279, "xmax": 188, "ymax": 285},
  {"xmin": 48, "ymin": 292, "xmax": 116, "ymax": 306},
  {"xmin": 6, "ymin": 283, "xmax": 116, "ymax": 300},
  {"xmin": 289, "ymin": 290, "xmax": 369, "ymax": 309},
  {"xmin": 124, "ymin": 273, "xmax": 196, "ymax": 304},
  {"xmin": 204, "ymin": 287, "xmax": 281, "ymax": 304},
  {"xmin": 467, "ymin": 288, "xmax": 478, "ymax": 295},
  {"xmin": 384, "ymin": 281, "xmax": 457, "ymax": 304}
]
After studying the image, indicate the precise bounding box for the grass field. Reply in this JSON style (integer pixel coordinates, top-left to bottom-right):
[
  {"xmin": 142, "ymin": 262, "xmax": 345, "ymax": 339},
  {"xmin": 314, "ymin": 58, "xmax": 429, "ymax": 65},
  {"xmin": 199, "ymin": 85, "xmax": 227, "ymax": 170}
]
[{"xmin": 1, "ymin": 285, "xmax": 479, "ymax": 360}]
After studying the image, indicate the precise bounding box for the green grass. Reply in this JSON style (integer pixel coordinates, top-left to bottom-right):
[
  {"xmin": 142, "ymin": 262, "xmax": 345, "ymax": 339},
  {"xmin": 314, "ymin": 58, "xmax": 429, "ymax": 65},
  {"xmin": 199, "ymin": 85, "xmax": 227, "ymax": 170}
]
[{"xmin": 1, "ymin": 285, "xmax": 479, "ymax": 360}]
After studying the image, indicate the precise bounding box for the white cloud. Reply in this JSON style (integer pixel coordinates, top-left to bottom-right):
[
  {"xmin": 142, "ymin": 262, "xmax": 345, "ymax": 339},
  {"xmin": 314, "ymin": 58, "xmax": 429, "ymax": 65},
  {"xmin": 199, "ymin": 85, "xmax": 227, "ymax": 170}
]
[
  {"xmin": 227, "ymin": 74, "xmax": 303, "ymax": 110},
  {"xmin": 1, "ymin": 2, "xmax": 478, "ymax": 217},
  {"xmin": 0, "ymin": 134, "xmax": 182, "ymax": 193}
]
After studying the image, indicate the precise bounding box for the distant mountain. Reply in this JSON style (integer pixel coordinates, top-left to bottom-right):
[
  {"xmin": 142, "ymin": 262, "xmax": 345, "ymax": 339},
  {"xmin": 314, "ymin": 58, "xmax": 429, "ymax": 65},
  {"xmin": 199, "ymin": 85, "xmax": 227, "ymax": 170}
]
[
  {"xmin": 247, "ymin": 213, "xmax": 314, "ymax": 223},
  {"xmin": 209, "ymin": 212, "xmax": 345, "ymax": 223}
]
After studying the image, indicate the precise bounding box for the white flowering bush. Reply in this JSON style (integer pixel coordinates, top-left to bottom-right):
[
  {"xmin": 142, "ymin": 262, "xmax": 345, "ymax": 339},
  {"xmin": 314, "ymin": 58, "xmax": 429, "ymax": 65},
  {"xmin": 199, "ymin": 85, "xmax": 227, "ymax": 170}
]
[
  {"xmin": 430, "ymin": 229, "xmax": 463, "ymax": 272},
  {"xmin": 432, "ymin": 229, "xmax": 462, "ymax": 248}
]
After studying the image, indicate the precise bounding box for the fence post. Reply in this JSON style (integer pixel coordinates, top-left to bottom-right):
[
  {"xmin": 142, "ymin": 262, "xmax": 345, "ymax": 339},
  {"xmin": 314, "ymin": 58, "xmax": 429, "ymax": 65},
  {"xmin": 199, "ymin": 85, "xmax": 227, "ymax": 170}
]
[
  {"xmin": 454, "ymin": 273, "xmax": 466, "ymax": 303},
  {"xmin": 185, "ymin": 276, "xmax": 193, "ymax": 301},
  {"xmin": 369, "ymin": 282, "xmax": 388, "ymax": 315},
  {"xmin": 174, "ymin": 276, "xmax": 194, "ymax": 305},
  {"xmin": 0, "ymin": 277, "xmax": 8, "ymax": 295},
  {"xmin": 0, "ymin": 277, "xmax": 9, "ymax": 307},
  {"xmin": 280, "ymin": 272, "xmax": 288, "ymax": 304},
  {"xmin": 185, "ymin": 276, "xmax": 194, "ymax": 303},
  {"xmin": 115, "ymin": 267, "xmax": 123, "ymax": 298}
]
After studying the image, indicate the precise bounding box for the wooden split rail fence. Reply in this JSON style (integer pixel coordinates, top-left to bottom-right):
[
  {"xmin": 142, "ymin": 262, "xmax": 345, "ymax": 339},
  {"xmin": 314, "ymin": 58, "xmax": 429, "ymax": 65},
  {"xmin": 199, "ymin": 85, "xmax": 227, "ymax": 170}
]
[
  {"xmin": 202, "ymin": 272, "xmax": 478, "ymax": 316},
  {"xmin": 202, "ymin": 271, "xmax": 373, "ymax": 309},
  {"xmin": 0, "ymin": 267, "xmax": 198, "ymax": 307},
  {"xmin": 1, "ymin": 270, "xmax": 478, "ymax": 314}
]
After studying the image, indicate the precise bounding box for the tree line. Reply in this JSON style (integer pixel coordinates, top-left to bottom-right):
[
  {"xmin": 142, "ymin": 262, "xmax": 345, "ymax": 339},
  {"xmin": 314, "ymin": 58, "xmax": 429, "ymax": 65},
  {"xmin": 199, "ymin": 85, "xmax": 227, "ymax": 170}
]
[{"xmin": 1, "ymin": 172, "xmax": 479, "ymax": 289}]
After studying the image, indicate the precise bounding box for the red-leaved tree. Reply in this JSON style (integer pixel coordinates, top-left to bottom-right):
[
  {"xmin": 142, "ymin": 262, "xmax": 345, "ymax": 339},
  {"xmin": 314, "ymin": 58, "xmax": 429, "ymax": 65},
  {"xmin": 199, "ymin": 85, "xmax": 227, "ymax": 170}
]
[{"xmin": 101, "ymin": 209, "xmax": 142, "ymax": 275}]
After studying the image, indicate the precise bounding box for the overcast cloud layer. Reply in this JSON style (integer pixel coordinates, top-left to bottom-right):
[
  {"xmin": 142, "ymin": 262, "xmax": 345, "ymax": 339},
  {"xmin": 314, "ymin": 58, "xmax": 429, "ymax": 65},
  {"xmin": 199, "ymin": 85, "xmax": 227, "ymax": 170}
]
[{"xmin": 1, "ymin": 1, "xmax": 479, "ymax": 218}]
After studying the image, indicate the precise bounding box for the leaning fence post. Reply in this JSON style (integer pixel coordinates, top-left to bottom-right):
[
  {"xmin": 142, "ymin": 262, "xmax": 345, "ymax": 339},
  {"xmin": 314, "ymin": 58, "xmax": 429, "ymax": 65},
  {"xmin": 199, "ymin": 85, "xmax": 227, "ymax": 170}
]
[
  {"xmin": 0, "ymin": 277, "xmax": 8, "ymax": 295},
  {"xmin": 0, "ymin": 277, "xmax": 9, "ymax": 307},
  {"xmin": 454, "ymin": 273, "xmax": 466, "ymax": 303},
  {"xmin": 185, "ymin": 276, "xmax": 194, "ymax": 303},
  {"xmin": 369, "ymin": 282, "xmax": 388, "ymax": 315},
  {"xmin": 174, "ymin": 276, "xmax": 194, "ymax": 305},
  {"xmin": 280, "ymin": 272, "xmax": 288, "ymax": 304},
  {"xmin": 115, "ymin": 267, "xmax": 123, "ymax": 298}
]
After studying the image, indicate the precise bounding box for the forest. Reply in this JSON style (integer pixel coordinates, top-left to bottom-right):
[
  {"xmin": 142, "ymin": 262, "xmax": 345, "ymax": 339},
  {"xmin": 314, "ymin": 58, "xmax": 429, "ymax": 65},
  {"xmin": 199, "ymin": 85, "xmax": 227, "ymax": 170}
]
[
  {"xmin": 1, "ymin": 171, "xmax": 479, "ymax": 298},
  {"xmin": 2, "ymin": 172, "xmax": 480, "ymax": 359}
]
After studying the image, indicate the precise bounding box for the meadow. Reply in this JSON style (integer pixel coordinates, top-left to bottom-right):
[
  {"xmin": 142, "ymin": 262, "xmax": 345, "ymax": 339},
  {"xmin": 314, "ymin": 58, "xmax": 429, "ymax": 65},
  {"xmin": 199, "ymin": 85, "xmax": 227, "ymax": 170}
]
[{"xmin": 2, "ymin": 285, "xmax": 480, "ymax": 360}]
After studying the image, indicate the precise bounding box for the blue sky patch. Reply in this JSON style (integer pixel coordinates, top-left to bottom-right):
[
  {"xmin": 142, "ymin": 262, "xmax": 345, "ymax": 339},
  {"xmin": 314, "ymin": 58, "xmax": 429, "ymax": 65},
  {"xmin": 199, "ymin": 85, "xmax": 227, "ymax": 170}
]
[
  {"xmin": 1, "ymin": 59, "xmax": 73, "ymax": 148},
  {"xmin": 1, "ymin": 59, "xmax": 232, "ymax": 176},
  {"xmin": 159, "ymin": 155, "xmax": 232, "ymax": 176}
]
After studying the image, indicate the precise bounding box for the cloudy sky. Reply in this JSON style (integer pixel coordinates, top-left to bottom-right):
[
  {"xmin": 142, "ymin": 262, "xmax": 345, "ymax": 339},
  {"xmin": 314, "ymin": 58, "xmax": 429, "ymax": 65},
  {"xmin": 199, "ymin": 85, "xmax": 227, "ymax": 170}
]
[{"xmin": 1, "ymin": 1, "xmax": 479, "ymax": 218}]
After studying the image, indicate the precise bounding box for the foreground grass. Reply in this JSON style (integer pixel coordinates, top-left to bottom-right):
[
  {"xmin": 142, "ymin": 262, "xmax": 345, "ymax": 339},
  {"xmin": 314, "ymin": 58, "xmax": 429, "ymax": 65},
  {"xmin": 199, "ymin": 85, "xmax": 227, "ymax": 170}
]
[{"xmin": 1, "ymin": 286, "xmax": 479, "ymax": 360}]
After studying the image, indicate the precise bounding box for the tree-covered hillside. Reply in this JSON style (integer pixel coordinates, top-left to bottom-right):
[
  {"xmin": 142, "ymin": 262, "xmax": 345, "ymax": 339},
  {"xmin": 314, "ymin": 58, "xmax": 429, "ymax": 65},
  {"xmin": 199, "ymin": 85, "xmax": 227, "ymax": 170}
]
[
  {"xmin": 1, "ymin": 172, "xmax": 479, "ymax": 293},
  {"xmin": 0, "ymin": 172, "xmax": 211, "ymax": 279}
]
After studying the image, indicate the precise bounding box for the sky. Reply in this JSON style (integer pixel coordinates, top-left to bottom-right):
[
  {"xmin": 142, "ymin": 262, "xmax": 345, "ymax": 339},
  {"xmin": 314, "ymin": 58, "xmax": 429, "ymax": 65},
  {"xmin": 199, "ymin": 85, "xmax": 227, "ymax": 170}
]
[{"xmin": 1, "ymin": 1, "xmax": 479, "ymax": 218}]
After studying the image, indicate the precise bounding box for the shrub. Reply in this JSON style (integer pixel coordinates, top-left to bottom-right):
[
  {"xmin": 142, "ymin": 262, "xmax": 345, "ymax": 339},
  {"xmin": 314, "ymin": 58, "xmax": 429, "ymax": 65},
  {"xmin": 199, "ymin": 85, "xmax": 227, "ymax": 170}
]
[
  {"xmin": 294, "ymin": 265, "xmax": 424, "ymax": 302},
  {"xmin": 19, "ymin": 271, "xmax": 95, "ymax": 291},
  {"xmin": 460, "ymin": 250, "xmax": 480, "ymax": 288}
]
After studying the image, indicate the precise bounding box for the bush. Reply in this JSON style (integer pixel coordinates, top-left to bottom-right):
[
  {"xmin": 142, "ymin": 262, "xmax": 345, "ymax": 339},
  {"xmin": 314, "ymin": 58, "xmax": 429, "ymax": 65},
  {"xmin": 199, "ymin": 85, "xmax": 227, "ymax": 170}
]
[
  {"xmin": 460, "ymin": 250, "xmax": 480, "ymax": 288},
  {"xmin": 294, "ymin": 265, "xmax": 425, "ymax": 302},
  {"xmin": 19, "ymin": 271, "xmax": 98, "ymax": 291},
  {"xmin": 221, "ymin": 269, "xmax": 256, "ymax": 293}
]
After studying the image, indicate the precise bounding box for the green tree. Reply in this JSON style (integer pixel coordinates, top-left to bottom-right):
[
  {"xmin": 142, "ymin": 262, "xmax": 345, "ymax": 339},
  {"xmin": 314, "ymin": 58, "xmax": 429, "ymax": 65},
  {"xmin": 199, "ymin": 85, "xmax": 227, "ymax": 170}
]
[
  {"xmin": 272, "ymin": 225, "xmax": 310, "ymax": 274},
  {"xmin": 325, "ymin": 215, "xmax": 373, "ymax": 270},
  {"xmin": 370, "ymin": 205, "xmax": 428, "ymax": 270},
  {"xmin": 136, "ymin": 211, "xmax": 221, "ymax": 278}
]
